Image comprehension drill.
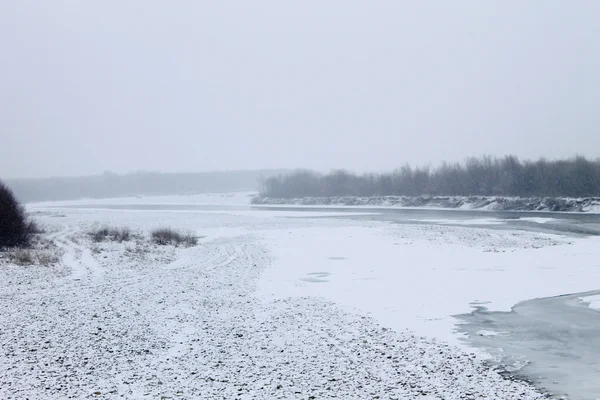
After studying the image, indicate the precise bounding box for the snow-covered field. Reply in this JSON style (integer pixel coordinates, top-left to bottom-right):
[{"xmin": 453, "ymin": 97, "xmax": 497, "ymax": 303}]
[
  {"xmin": 258, "ymin": 224, "xmax": 600, "ymax": 346},
  {"xmin": 1, "ymin": 195, "xmax": 599, "ymax": 399}
]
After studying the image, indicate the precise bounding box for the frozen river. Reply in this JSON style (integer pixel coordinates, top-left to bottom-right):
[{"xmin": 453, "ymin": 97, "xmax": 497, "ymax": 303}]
[
  {"xmin": 56, "ymin": 202, "xmax": 600, "ymax": 236},
  {"xmin": 456, "ymin": 290, "xmax": 600, "ymax": 400}
]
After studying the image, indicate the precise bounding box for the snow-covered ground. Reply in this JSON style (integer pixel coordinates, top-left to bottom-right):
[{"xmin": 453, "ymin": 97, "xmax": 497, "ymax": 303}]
[
  {"xmin": 2, "ymin": 195, "xmax": 598, "ymax": 398},
  {"xmin": 258, "ymin": 223, "xmax": 600, "ymax": 346}
]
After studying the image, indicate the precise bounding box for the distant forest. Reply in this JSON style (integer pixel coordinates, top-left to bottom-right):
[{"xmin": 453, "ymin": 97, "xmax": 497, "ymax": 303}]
[
  {"xmin": 9, "ymin": 170, "xmax": 285, "ymax": 203},
  {"xmin": 260, "ymin": 156, "xmax": 600, "ymax": 199}
]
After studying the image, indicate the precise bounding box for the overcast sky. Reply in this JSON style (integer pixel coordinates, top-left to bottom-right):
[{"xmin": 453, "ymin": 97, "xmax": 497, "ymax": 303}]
[{"xmin": 1, "ymin": 1, "xmax": 599, "ymax": 178}]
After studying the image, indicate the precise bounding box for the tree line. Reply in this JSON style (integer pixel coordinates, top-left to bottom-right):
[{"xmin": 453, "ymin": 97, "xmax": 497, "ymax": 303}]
[{"xmin": 259, "ymin": 156, "xmax": 600, "ymax": 199}]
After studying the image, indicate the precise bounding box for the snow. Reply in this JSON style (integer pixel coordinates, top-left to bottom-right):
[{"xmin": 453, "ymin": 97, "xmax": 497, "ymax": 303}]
[
  {"xmin": 4, "ymin": 198, "xmax": 597, "ymax": 398},
  {"xmin": 475, "ymin": 330, "xmax": 507, "ymax": 337},
  {"xmin": 582, "ymin": 202, "xmax": 600, "ymax": 213},
  {"xmin": 581, "ymin": 294, "xmax": 600, "ymax": 311},
  {"xmin": 410, "ymin": 218, "xmax": 506, "ymax": 225},
  {"xmin": 35, "ymin": 207, "xmax": 378, "ymax": 219},
  {"xmin": 258, "ymin": 224, "xmax": 600, "ymax": 346},
  {"xmin": 519, "ymin": 217, "xmax": 558, "ymax": 224}
]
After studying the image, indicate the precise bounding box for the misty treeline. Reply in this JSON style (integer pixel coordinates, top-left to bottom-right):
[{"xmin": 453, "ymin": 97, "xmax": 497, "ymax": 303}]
[
  {"xmin": 260, "ymin": 156, "xmax": 600, "ymax": 199},
  {"xmin": 9, "ymin": 170, "xmax": 286, "ymax": 203}
]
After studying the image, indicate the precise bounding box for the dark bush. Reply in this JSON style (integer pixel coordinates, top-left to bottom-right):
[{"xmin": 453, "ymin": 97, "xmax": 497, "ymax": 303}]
[
  {"xmin": 0, "ymin": 180, "xmax": 38, "ymax": 248},
  {"xmin": 89, "ymin": 226, "xmax": 133, "ymax": 243},
  {"xmin": 151, "ymin": 228, "xmax": 198, "ymax": 247}
]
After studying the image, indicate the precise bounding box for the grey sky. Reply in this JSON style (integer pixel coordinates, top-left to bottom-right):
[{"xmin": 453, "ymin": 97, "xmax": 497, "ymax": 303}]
[{"xmin": 1, "ymin": 1, "xmax": 599, "ymax": 179}]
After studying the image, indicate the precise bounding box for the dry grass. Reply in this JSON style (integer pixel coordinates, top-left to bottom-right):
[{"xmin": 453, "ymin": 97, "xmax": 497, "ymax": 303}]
[
  {"xmin": 35, "ymin": 250, "xmax": 61, "ymax": 266},
  {"xmin": 89, "ymin": 226, "xmax": 134, "ymax": 243},
  {"xmin": 14, "ymin": 249, "xmax": 34, "ymax": 265},
  {"xmin": 151, "ymin": 228, "xmax": 198, "ymax": 247},
  {"xmin": 12, "ymin": 248, "xmax": 61, "ymax": 266}
]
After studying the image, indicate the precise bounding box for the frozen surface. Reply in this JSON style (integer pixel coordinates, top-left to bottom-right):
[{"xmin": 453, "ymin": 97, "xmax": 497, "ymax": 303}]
[
  {"xmin": 410, "ymin": 218, "xmax": 506, "ymax": 225},
  {"xmin": 258, "ymin": 224, "xmax": 600, "ymax": 346},
  {"xmin": 456, "ymin": 290, "xmax": 600, "ymax": 400},
  {"xmin": 582, "ymin": 294, "xmax": 600, "ymax": 311},
  {"xmin": 519, "ymin": 217, "xmax": 559, "ymax": 224},
  {"xmin": 4, "ymin": 198, "xmax": 599, "ymax": 398}
]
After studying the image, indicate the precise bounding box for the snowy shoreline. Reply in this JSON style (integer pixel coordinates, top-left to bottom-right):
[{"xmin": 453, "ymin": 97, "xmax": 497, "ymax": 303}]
[
  {"xmin": 5, "ymin": 201, "xmax": 600, "ymax": 398},
  {"xmin": 253, "ymin": 195, "xmax": 600, "ymax": 213},
  {"xmin": 0, "ymin": 208, "xmax": 555, "ymax": 399}
]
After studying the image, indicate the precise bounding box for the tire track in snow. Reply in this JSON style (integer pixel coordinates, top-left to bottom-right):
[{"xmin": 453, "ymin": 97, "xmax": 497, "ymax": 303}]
[{"xmin": 53, "ymin": 228, "xmax": 103, "ymax": 282}]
